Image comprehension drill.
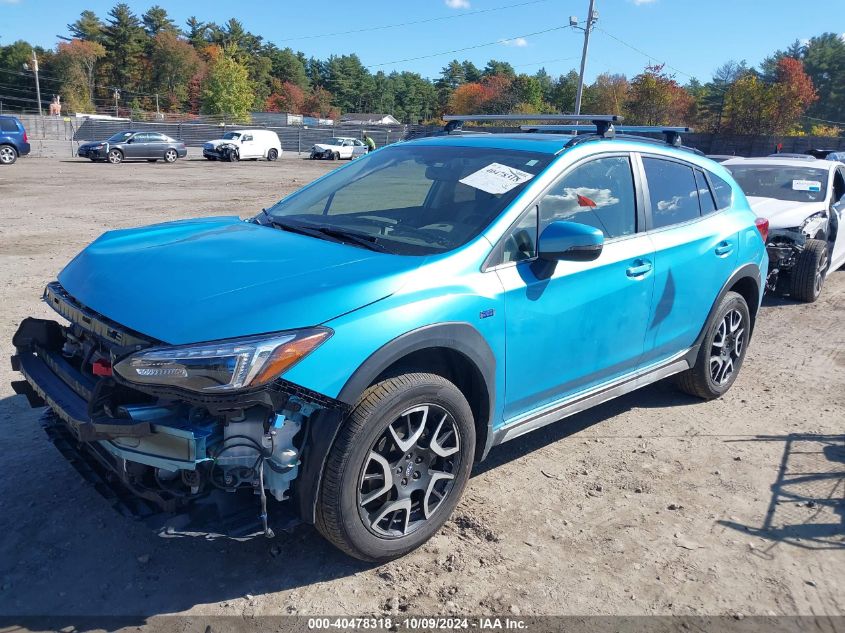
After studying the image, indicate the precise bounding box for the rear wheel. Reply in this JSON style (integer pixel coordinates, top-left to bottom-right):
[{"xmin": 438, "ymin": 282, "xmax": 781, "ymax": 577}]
[
  {"xmin": 0, "ymin": 144, "xmax": 18, "ymax": 165},
  {"xmin": 267, "ymin": 148, "xmax": 279, "ymax": 161},
  {"xmin": 107, "ymin": 149, "xmax": 123, "ymax": 164},
  {"xmin": 316, "ymin": 373, "xmax": 475, "ymax": 562},
  {"xmin": 790, "ymin": 239, "xmax": 828, "ymax": 302},
  {"xmin": 676, "ymin": 291, "xmax": 750, "ymax": 400},
  {"xmin": 163, "ymin": 149, "xmax": 178, "ymax": 163}
]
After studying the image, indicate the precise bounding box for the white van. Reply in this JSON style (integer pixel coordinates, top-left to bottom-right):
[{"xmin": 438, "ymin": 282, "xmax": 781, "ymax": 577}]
[{"xmin": 203, "ymin": 129, "xmax": 282, "ymax": 162}]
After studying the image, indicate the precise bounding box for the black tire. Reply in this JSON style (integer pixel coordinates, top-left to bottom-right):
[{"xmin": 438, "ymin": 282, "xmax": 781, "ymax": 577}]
[
  {"xmin": 147, "ymin": 159, "xmax": 158, "ymax": 163},
  {"xmin": 107, "ymin": 148, "xmax": 123, "ymax": 164},
  {"xmin": 676, "ymin": 291, "xmax": 751, "ymax": 400},
  {"xmin": 329, "ymin": 152, "xmax": 338, "ymax": 161},
  {"xmin": 0, "ymin": 144, "xmax": 18, "ymax": 165},
  {"xmin": 267, "ymin": 148, "xmax": 279, "ymax": 161},
  {"xmin": 316, "ymin": 373, "xmax": 476, "ymax": 562},
  {"xmin": 790, "ymin": 239, "xmax": 828, "ymax": 302}
]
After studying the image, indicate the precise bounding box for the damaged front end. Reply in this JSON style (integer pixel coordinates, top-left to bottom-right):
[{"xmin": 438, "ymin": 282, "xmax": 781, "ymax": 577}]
[
  {"xmin": 11, "ymin": 282, "xmax": 346, "ymax": 538},
  {"xmin": 764, "ymin": 212, "xmax": 828, "ymax": 293}
]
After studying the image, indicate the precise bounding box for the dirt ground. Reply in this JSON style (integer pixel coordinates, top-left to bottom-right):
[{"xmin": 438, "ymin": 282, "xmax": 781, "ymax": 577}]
[{"xmin": 0, "ymin": 147, "xmax": 843, "ymax": 625}]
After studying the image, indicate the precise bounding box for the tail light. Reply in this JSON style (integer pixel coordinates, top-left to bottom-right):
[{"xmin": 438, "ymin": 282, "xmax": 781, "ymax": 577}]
[
  {"xmin": 23, "ymin": 131, "xmax": 28, "ymax": 143},
  {"xmin": 754, "ymin": 217, "xmax": 769, "ymax": 243}
]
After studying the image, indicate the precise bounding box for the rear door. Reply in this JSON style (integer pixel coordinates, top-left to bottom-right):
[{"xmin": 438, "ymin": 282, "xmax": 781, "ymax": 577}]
[{"xmin": 637, "ymin": 154, "xmax": 739, "ymax": 366}]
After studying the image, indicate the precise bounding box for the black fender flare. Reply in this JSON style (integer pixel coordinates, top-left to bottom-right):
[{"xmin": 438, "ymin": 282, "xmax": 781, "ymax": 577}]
[
  {"xmin": 684, "ymin": 263, "xmax": 762, "ymax": 367},
  {"xmin": 294, "ymin": 322, "xmax": 496, "ymax": 524}
]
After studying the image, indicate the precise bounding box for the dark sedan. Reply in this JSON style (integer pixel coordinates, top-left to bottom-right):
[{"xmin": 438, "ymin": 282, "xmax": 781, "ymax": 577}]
[{"xmin": 78, "ymin": 131, "xmax": 187, "ymax": 164}]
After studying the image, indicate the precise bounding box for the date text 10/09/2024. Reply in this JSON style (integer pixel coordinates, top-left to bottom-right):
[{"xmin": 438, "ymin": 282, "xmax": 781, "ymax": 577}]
[{"xmin": 307, "ymin": 617, "xmax": 529, "ymax": 630}]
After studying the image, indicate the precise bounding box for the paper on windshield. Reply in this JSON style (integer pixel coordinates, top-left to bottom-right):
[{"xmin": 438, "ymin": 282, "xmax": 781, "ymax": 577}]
[
  {"xmin": 792, "ymin": 179, "xmax": 822, "ymax": 192},
  {"xmin": 460, "ymin": 163, "xmax": 535, "ymax": 195}
]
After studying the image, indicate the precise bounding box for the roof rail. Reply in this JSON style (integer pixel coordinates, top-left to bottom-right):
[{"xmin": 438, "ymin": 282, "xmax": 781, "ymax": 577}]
[
  {"xmin": 521, "ymin": 124, "xmax": 692, "ymax": 147},
  {"xmin": 443, "ymin": 114, "xmax": 621, "ymax": 137}
]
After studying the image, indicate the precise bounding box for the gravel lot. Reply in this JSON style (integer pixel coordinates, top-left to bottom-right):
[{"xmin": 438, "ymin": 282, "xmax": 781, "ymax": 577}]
[{"xmin": 0, "ymin": 149, "xmax": 843, "ymax": 624}]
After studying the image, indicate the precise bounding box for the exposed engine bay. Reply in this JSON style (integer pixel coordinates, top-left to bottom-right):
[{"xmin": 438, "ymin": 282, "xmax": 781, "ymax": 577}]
[
  {"xmin": 764, "ymin": 213, "xmax": 829, "ymax": 293},
  {"xmin": 11, "ymin": 282, "xmax": 344, "ymax": 538}
]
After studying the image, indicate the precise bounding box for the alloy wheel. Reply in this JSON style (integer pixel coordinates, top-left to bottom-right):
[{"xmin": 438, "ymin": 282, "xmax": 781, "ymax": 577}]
[
  {"xmin": 108, "ymin": 149, "xmax": 122, "ymax": 164},
  {"xmin": 164, "ymin": 149, "xmax": 177, "ymax": 163},
  {"xmin": 358, "ymin": 404, "xmax": 461, "ymax": 538},
  {"xmin": 709, "ymin": 308, "xmax": 745, "ymax": 386},
  {"xmin": 814, "ymin": 246, "xmax": 829, "ymax": 297},
  {"xmin": 0, "ymin": 146, "xmax": 15, "ymax": 164}
]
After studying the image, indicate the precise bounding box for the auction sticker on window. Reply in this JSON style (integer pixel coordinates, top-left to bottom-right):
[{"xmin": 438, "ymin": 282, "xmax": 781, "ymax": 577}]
[
  {"xmin": 460, "ymin": 163, "xmax": 535, "ymax": 195},
  {"xmin": 793, "ymin": 179, "xmax": 822, "ymax": 192}
]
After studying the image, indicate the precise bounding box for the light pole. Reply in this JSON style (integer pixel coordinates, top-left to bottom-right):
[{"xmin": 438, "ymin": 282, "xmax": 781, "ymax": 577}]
[
  {"xmin": 23, "ymin": 51, "xmax": 43, "ymax": 116},
  {"xmin": 571, "ymin": 0, "xmax": 598, "ymax": 116}
]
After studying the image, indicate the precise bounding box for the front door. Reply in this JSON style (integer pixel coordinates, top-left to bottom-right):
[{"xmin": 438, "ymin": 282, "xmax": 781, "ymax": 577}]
[{"xmin": 495, "ymin": 154, "xmax": 656, "ymax": 423}]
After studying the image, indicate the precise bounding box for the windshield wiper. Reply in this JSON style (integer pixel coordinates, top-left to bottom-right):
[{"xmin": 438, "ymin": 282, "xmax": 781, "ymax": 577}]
[
  {"xmin": 262, "ymin": 214, "xmax": 388, "ymax": 253},
  {"xmin": 309, "ymin": 226, "xmax": 389, "ymax": 253}
]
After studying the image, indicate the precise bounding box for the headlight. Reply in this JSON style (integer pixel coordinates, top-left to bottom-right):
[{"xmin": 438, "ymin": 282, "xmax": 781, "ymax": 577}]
[{"xmin": 114, "ymin": 328, "xmax": 331, "ymax": 393}]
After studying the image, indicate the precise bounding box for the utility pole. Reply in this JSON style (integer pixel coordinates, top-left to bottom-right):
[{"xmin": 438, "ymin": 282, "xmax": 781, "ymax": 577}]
[
  {"xmin": 113, "ymin": 88, "xmax": 120, "ymax": 118},
  {"xmin": 23, "ymin": 51, "xmax": 43, "ymax": 116},
  {"xmin": 155, "ymin": 93, "xmax": 160, "ymax": 119},
  {"xmin": 573, "ymin": 0, "xmax": 598, "ymax": 116}
]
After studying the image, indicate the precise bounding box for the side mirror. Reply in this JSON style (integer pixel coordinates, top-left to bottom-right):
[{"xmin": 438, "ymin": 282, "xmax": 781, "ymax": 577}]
[
  {"xmin": 125, "ymin": 137, "xmax": 133, "ymax": 144},
  {"xmin": 538, "ymin": 221, "xmax": 604, "ymax": 262}
]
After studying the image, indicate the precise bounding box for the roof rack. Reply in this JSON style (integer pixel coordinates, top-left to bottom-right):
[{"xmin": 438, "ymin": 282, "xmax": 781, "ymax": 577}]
[
  {"xmin": 519, "ymin": 124, "xmax": 692, "ymax": 147},
  {"xmin": 442, "ymin": 114, "xmax": 621, "ymax": 137}
]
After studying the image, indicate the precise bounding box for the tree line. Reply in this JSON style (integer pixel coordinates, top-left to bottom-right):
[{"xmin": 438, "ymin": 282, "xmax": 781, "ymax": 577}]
[{"xmin": 0, "ymin": 3, "xmax": 842, "ymax": 135}]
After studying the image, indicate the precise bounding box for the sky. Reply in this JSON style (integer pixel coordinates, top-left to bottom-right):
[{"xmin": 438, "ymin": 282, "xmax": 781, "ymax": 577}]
[{"xmin": 1, "ymin": 0, "xmax": 843, "ymax": 84}]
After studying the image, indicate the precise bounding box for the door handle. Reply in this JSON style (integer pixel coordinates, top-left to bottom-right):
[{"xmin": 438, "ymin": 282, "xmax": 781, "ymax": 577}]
[
  {"xmin": 626, "ymin": 260, "xmax": 653, "ymax": 277},
  {"xmin": 715, "ymin": 241, "xmax": 734, "ymax": 256}
]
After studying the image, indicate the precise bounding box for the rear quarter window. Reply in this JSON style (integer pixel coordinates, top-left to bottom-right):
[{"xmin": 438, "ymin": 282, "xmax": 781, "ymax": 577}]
[
  {"xmin": 0, "ymin": 119, "xmax": 19, "ymax": 132},
  {"xmin": 708, "ymin": 172, "xmax": 734, "ymax": 210}
]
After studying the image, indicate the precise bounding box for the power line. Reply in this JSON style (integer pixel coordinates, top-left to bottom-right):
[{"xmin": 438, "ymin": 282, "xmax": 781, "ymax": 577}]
[
  {"xmin": 278, "ymin": 0, "xmax": 552, "ymax": 42},
  {"xmin": 512, "ymin": 56, "xmax": 581, "ymax": 69},
  {"xmin": 368, "ymin": 25, "xmax": 572, "ymax": 69},
  {"xmin": 594, "ymin": 26, "xmax": 694, "ymax": 79}
]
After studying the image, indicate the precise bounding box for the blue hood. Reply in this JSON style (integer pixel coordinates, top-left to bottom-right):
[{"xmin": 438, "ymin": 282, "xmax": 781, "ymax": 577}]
[{"xmin": 58, "ymin": 216, "xmax": 421, "ymax": 344}]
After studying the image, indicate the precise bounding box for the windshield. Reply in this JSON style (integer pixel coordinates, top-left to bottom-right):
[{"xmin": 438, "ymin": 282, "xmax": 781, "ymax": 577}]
[
  {"xmin": 727, "ymin": 165, "xmax": 829, "ymax": 203},
  {"xmin": 222, "ymin": 132, "xmax": 241, "ymax": 140},
  {"xmin": 265, "ymin": 144, "xmax": 552, "ymax": 255},
  {"xmin": 107, "ymin": 131, "xmax": 133, "ymax": 142}
]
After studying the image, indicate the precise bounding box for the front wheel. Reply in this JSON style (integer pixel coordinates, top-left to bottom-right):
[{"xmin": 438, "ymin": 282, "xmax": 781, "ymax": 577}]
[
  {"xmin": 107, "ymin": 149, "xmax": 123, "ymax": 164},
  {"xmin": 316, "ymin": 373, "xmax": 475, "ymax": 562},
  {"xmin": 676, "ymin": 291, "xmax": 751, "ymax": 400},
  {"xmin": 790, "ymin": 239, "xmax": 828, "ymax": 302}
]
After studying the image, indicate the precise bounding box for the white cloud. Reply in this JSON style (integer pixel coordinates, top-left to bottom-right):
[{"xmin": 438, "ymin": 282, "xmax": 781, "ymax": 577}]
[
  {"xmin": 500, "ymin": 37, "xmax": 528, "ymax": 47},
  {"xmin": 444, "ymin": 0, "xmax": 470, "ymax": 8},
  {"xmin": 0, "ymin": 0, "xmax": 22, "ymax": 4},
  {"xmin": 631, "ymin": 0, "xmax": 657, "ymax": 5}
]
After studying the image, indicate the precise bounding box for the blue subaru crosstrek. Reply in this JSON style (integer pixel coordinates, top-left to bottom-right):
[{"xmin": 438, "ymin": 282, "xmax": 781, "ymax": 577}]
[
  {"xmin": 11, "ymin": 116, "xmax": 768, "ymax": 561},
  {"xmin": 0, "ymin": 115, "xmax": 31, "ymax": 165}
]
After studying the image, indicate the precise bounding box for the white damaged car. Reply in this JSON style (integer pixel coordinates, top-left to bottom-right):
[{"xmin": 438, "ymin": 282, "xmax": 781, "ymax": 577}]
[
  {"xmin": 724, "ymin": 156, "xmax": 845, "ymax": 302},
  {"xmin": 309, "ymin": 137, "xmax": 369, "ymax": 160}
]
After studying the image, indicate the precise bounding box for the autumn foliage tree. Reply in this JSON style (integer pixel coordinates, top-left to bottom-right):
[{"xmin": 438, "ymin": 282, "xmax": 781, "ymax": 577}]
[
  {"xmin": 626, "ymin": 64, "xmax": 693, "ymax": 126},
  {"xmin": 724, "ymin": 57, "xmax": 817, "ymax": 135},
  {"xmin": 53, "ymin": 39, "xmax": 106, "ymax": 112},
  {"xmin": 264, "ymin": 79, "xmax": 305, "ymax": 113}
]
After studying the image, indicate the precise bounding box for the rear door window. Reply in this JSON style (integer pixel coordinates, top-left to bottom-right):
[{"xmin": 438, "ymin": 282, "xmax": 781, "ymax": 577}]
[{"xmin": 642, "ymin": 157, "xmax": 701, "ymax": 229}]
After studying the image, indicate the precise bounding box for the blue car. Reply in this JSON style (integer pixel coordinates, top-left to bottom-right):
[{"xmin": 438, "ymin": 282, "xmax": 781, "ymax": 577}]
[
  {"xmin": 11, "ymin": 116, "xmax": 768, "ymax": 561},
  {"xmin": 0, "ymin": 115, "xmax": 31, "ymax": 165}
]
